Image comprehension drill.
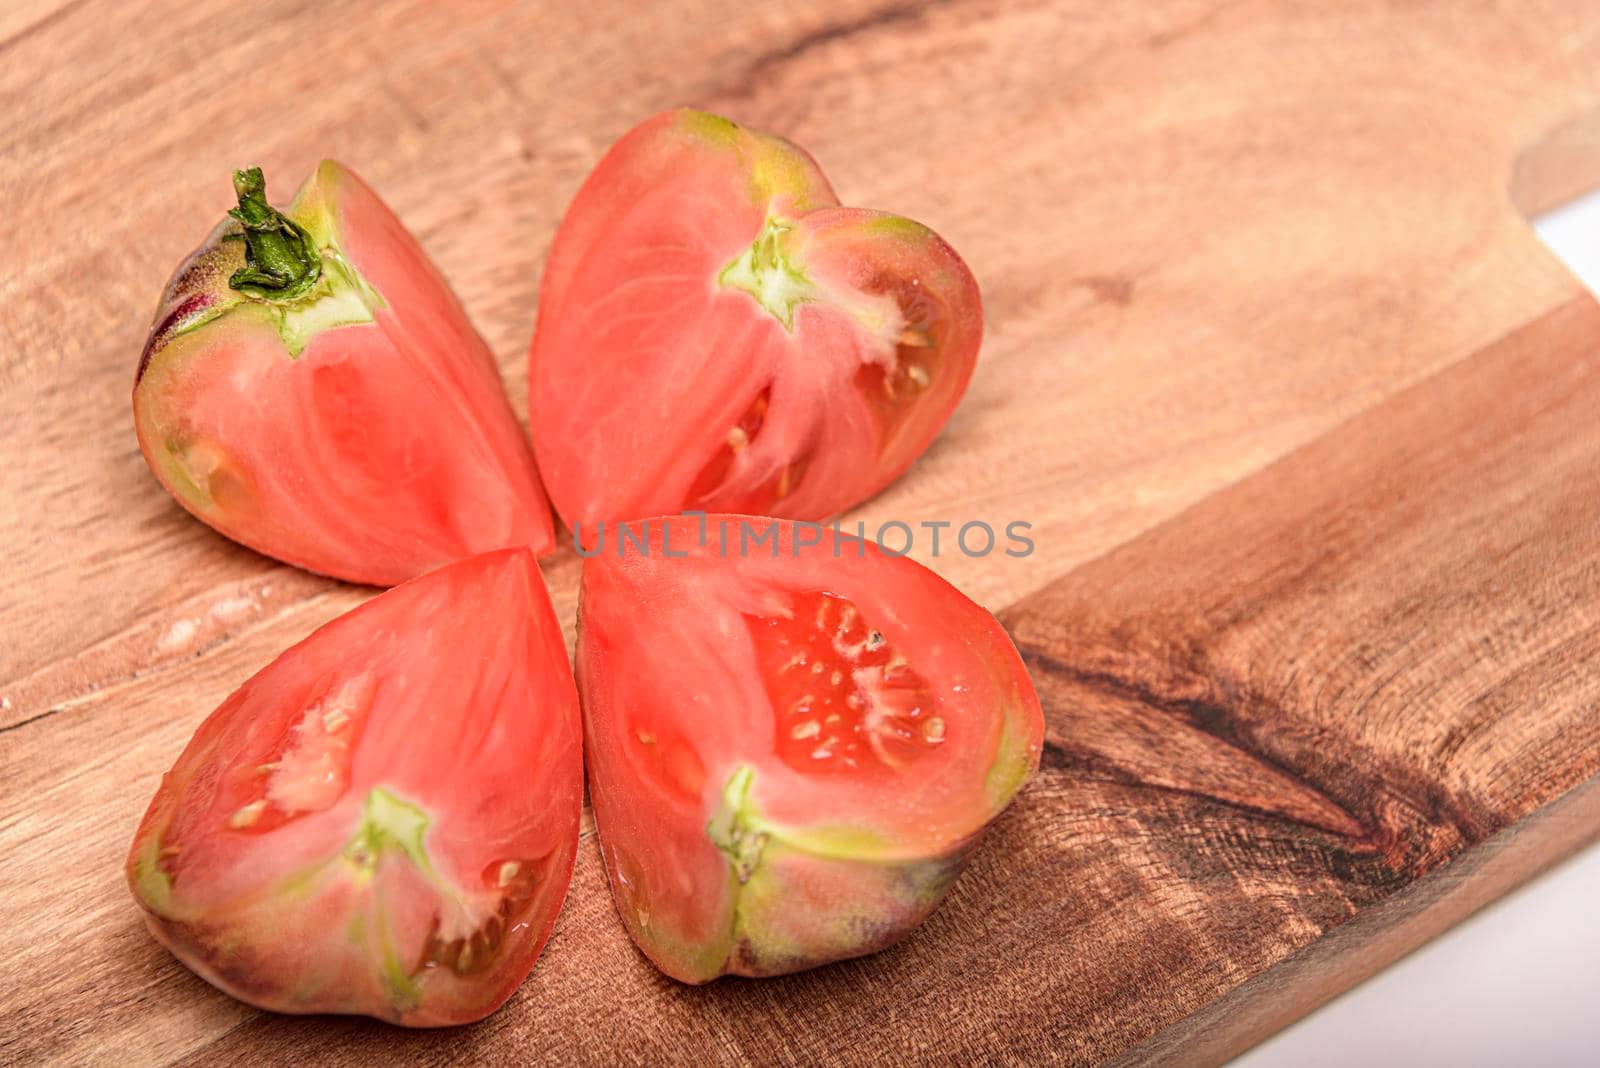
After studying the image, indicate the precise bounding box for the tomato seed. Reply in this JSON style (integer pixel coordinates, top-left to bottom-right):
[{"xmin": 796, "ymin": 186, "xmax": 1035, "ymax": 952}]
[{"xmin": 228, "ymin": 800, "xmax": 266, "ymax": 829}]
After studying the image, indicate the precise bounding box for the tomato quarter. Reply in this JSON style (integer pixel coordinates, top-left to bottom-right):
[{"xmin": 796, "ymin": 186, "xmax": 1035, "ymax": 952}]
[
  {"xmin": 577, "ymin": 516, "xmax": 1042, "ymax": 982},
  {"xmin": 127, "ymin": 549, "xmax": 582, "ymax": 1026},
  {"xmin": 134, "ymin": 164, "xmax": 555, "ymax": 585},
  {"xmin": 529, "ymin": 110, "xmax": 982, "ymax": 534}
]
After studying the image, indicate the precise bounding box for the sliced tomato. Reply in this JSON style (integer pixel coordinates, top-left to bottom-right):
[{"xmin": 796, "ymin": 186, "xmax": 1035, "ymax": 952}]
[
  {"xmin": 134, "ymin": 163, "xmax": 555, "ymax": 586},
  {"xmin": 126, "ymin": 549, "xmax": 582, "ymax": 1026},
  {"xmin": 529, "ymin": 110, "xmax": 982, "ymax": 534},
  {"xmin": 577, "ymin": 516, "xmax": 1042, "ymax": 982}
]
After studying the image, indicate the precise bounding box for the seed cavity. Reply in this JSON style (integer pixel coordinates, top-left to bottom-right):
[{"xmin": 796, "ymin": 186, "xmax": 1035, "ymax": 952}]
[
  {"xmin": 685, "ymin": 389, "xmax": 772, "ymax": 507},
  {"xmin": 261, "ymin": 674, "xmax": 375, "ymax": 820},
  {"xmin": 851, "ymin": 275, "xmax": 947, "ymax": 431},
  {"xmin": 749, "ymin": 593, "xmax": 943, "ymax": 774},
  {"xmin": 416, "ymin": 854, "xmax": 551, "ymax": 978}
]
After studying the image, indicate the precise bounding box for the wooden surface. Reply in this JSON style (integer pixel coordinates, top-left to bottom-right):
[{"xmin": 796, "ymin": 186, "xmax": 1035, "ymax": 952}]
[{"xmin": 3, "ymin": 1, "xmax": 1599, "ymax": 1064}]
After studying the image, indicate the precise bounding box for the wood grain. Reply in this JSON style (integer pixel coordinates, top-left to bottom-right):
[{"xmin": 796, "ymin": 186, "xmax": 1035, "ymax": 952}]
[
  {"xmin": 2, "ymin": 1, "xmax": 1599, "ymax": 1065},
  {"xmin": 1007, "ymin": 296, "xmax": 1600, "ymax": 1064}
]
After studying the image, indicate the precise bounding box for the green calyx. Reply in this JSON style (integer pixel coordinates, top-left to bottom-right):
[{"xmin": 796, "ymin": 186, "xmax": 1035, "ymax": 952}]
[
  {"xmin": 226, "ymin": 167, "xmax": 323, "ymax": 301},
  {"xmin": 207, "ymin": 165, "xmax": 383, "ymax": 357},
  {"xmin": 718, "ymin": 216, "xmax": 812, "ymax": 330},
  {"xmin": 266, "ymin": 251, "xmax": 382, "ymax": 358}
]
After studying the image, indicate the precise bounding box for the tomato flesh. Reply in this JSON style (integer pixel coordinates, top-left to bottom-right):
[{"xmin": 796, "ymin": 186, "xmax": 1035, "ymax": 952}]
[{"xmin": 127, "ymin": 549, "xmax": 582, "ymax": 1026}]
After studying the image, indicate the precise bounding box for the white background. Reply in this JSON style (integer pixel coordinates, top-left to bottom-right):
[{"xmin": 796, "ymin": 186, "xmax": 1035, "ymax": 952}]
[{"xmin": 1231, "ymin": 193, "xmax": 1600, "ymax": 1067}]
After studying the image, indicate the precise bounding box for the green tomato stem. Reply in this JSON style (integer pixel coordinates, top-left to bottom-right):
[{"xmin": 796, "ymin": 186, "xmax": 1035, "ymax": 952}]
[{"xmin": 226, "ymin": 167, "xmax": 322, "ymax": 301}]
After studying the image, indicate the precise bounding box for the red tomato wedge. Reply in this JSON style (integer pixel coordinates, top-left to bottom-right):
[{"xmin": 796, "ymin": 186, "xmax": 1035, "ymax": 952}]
[
  {"xmin": 577, "ymin": 516, "xmax": 1042, "ymax": 982},
  {"xmin": 126, "ymin": 549, "xmax": 581, "ymax": 1026},
  {"xmin": 529, "ymin": 110, "xmax": 982, "ymax": 534},
  {"xmin": 134, "ymin": 164, "xmax": 554, "ymax": 585}
]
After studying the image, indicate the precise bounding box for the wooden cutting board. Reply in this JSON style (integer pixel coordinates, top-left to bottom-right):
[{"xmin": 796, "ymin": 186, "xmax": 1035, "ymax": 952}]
[{"xmin": 3, "ymin": 1, "xmax": 1599, "ymax": 1064}]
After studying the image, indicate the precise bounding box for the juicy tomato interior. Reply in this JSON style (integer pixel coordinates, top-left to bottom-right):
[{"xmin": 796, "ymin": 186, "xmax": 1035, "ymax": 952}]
[
  {"xmin": 675, "ymin": 233, "xmax": 972, "ymax": 522},
  {"xmin": 202, "ymin": 673, "xmax": 378, "ymax": 846},
  {"xmin": 849, "ymin": 272, "xmax": 953, "ymax": 443},
  {"xmin": 747, "ymin": 591, "xmax": 945, "ymax": 775},
  {"xmin": 529, "ymin": 110, "xmax": 982, "ymax": 531},
  {"xmin": 683, "ymin": 268, "xmax": 958, "ymax": 518},
  {"xmin": 684, "ymin": 387, "xmax": 777, "ymax": 509},
  {"xmin": 416, "ymin": 848, "xmax": 567, "ymax": 979}
]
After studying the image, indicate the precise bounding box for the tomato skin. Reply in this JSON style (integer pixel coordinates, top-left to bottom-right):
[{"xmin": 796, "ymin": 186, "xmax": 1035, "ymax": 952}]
[
  {"xmin": 134, "ymin": 162, "xmax": 554, "ymax": 586},
  {"xmin": 126, "ymin": 549, "xmax": 581, "ymax": 1026},
  {"xmin": 577, "ymin": 516, "xmax": 1041, "ymax": 982},
  {"xmin": 529, "ymin": 110, "xmax": 982, "ymax": 535}
]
